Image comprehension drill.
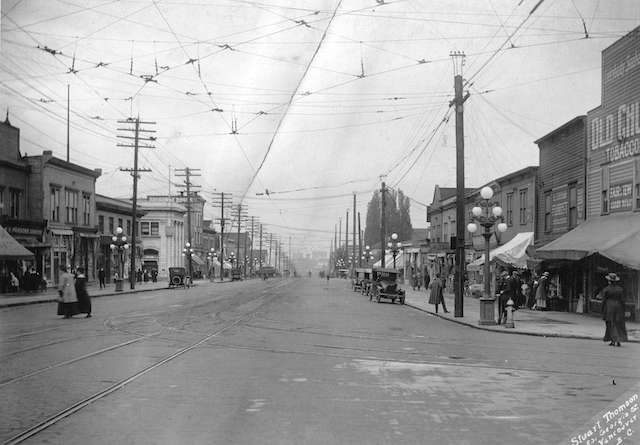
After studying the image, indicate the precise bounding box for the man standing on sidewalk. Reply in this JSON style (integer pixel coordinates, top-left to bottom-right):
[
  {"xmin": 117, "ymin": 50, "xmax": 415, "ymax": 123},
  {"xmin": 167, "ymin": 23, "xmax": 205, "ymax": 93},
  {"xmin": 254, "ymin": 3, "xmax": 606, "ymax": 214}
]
[
  {"xmin": 98, "ymin": 267, "xmax": 106, "ymax": 289},
  {"xmin": 428, "ymin": 273, "xmax": 448, "ymax": 314}
]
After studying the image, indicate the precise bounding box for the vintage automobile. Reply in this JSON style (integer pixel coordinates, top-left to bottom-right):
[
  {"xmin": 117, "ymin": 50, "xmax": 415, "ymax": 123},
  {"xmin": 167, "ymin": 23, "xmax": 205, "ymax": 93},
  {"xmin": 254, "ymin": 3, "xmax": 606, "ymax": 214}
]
[
  {"xmin": 168, "ymin": 267, "xmax": 187, "ymax": 287},
  {"xmin": 361, "ymin": 268, "xmax": 373, "ymax": 296},
  {"xmin": 231, "ymin": 267, "xmax": 242, "ymax": 281},
  {"xmin": 352, "ymin": 267, "xmax": 372, "ymax": 293},
  {"xmin": 369, "ymin": 267, "xmax": 405, "ymax": 304}
]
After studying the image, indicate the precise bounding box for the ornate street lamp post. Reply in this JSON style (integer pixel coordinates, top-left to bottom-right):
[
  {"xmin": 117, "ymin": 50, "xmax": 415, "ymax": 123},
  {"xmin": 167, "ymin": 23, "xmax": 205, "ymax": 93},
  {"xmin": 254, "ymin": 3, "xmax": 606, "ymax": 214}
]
[
  {"xmin": 387, "ymin": 233, "xmax": 401, "ymax": 269},
  {"xmin": 362, "ymin": 245, "xmax": 374, "ymax": 266},
  {"xmin": 467, "ymin": 186, "xmax": 508, "ymax": 325},
  {"xmin": 206, "ymin": 247, "xmax": 215, "ymax": 280},
  {"xmin": 109, "ymin": 227, "xmax": 129, "ymax": 292},
  {"xmin": 182, "ymin": 242, "xmax": 194, "ymax": 285}
]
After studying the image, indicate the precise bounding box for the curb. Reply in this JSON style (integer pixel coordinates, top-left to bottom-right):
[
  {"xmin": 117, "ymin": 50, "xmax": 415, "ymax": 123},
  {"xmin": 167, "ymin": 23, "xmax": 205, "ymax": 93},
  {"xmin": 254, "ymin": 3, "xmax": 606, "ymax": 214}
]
[
  {"xmin": 405, "ymin": 302, "xmax": 640, "ymax": 344},
  {"xmin": 0, "ymin": 278, "xmax": 243, "ymax": 309},
  {"xmin": 0, "ymin": 286, "xmax": 171, "ymax": 309}
]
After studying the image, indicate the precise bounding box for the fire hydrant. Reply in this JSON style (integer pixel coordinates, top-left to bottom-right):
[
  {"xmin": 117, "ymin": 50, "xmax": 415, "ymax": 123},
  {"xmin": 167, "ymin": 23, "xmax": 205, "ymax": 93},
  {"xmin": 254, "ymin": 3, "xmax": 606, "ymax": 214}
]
[{"xmin": 504, "ymin": 298, "xmax": 515, "ymax": 328}]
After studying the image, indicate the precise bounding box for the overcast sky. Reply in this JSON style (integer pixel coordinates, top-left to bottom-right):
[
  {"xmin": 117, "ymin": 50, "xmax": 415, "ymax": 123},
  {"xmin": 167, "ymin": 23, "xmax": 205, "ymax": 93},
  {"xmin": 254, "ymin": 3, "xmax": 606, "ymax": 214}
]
[{"xmin": 2, "ymin": 0, "xmax": 639, "ymax": 254}]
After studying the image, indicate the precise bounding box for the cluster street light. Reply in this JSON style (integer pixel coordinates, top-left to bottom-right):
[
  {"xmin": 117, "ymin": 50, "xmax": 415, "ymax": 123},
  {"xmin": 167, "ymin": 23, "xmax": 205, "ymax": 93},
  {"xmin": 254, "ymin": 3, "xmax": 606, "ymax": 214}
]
[
  {"xmin": 206, "ymin": 248, "xmax": 216, "ymax": 280},
  {"xmin": 109, "ymin": 227, "xmax": 129, "ymax": 292},
  {"xmin": 467, "ymin": 186, "xmax": 508, "ymax": 325},
  {"xmin": 387, "ymin": 233, "xmax": 401, "ymax": 269},
  {"xmin": 182, "ymin": 242, "xmax": 194, "ymax": 284},
  {"xmin": 361, "ymin": 245, "xmax": 374, "ymax": 266}
]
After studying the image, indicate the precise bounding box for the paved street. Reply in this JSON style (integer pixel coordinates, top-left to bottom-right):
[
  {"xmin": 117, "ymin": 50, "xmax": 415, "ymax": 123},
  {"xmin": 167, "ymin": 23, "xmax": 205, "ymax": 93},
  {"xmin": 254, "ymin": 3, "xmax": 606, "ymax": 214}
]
[{"xmin": 1, "ymin": 277, "xmax": 639, "ymax": 445}]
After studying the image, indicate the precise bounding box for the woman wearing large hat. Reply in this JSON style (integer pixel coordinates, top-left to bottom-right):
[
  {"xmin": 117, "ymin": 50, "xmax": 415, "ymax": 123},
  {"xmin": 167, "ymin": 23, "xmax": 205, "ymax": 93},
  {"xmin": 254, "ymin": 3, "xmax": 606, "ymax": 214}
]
[{"xmin": 602, "ymin": 273, "xmax": 627, "ymax": 346}]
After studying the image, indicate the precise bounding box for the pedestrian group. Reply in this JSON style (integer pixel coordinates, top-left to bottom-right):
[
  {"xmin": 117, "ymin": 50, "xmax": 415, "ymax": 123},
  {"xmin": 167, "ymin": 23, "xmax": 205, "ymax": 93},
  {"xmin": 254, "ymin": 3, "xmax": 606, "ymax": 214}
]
[{"xmin": 57, "ymin": 264, "xmax": 92, "ymax": 319}]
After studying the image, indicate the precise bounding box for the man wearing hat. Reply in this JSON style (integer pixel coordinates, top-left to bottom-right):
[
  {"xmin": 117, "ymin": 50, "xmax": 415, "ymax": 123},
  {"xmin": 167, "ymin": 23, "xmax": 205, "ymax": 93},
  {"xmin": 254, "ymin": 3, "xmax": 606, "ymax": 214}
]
[
  {"xmin": 533, "ymin": 271, "xmax": 550, "ymax": 311},
  {"xmin": 602, "ymin": 272, "xmax": 627, "ymax": 346}
]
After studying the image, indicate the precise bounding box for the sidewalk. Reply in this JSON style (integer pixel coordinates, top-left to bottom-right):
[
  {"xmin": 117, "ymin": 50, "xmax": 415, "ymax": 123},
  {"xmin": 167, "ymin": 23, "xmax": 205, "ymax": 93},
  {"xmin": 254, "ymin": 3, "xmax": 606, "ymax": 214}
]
[
  {"xmin": 0, "ymin": 280, "xmax": 175, "ymax": 308},
  {"xmin": 402, "ymin": 286, "xmax": 640, "ymax": 343}
]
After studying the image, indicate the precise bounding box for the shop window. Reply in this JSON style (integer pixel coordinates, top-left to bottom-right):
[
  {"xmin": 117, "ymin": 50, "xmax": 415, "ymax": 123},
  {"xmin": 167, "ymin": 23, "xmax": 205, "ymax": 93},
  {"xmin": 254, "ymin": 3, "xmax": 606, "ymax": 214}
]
[
  {"xmin": 519, "ymin": 189, "xmax": 528, "ymax": 225},
  {"xmin": 82, "ymin": 193, "xmax": 91, "ymax": 226},
  {"xmin": 65, "ymin": 189, "xmax": 78, "ymax": 224},
  {"xmin": 50, "ymin": 187, "xmax": 60, "ymax": 222},
  {"xmin": 506, "ymin": 193, "xmax": 513, "ymax": 226},
  {"xmin": 602, "ymin": 190, "xmax": 609, "ymax": 214},
  {"xmin": 98, "ymin": 215, "xmax": 104, "ymax": 234},
  {"xmin": 568, "ymin": 183, "xmax": 577, "ymax": 228},
  {"xmin": 9, "ymin": 188, "xmax": 21, "ymax": 219},
  {"xmin": 544, "ymin": 191, "xmax": 552, "ymax": 232}
]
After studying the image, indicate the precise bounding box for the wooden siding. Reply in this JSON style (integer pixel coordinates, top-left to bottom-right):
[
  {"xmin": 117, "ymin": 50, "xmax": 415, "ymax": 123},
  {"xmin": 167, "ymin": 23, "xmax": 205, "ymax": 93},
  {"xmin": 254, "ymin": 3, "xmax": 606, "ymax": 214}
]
[
  {"xmin": 535, "ymin": 118, "xmax": 586, "ymax": 246},
  {"xmin": 587, "ymin": 28, "xmax": 640, "ymax": 216}
]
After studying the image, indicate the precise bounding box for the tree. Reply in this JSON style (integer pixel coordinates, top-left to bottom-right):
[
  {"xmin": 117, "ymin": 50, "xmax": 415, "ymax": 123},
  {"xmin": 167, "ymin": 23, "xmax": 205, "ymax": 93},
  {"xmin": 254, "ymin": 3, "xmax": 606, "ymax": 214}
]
[{"xmin": 363, "ymin": 187, "xmax": 412, "ymax": 247}]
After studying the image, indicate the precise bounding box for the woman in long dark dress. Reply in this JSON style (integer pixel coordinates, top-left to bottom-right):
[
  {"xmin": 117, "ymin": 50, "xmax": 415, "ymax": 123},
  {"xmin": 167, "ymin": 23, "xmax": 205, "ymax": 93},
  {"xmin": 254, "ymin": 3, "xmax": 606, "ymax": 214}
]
[
  {"xmin": 602, "ymin": 272, "xmax": 627, "ymax": 346},
  {"xmin": 75, "ymin": 267, "xmax": 92, "ymax": 318}
]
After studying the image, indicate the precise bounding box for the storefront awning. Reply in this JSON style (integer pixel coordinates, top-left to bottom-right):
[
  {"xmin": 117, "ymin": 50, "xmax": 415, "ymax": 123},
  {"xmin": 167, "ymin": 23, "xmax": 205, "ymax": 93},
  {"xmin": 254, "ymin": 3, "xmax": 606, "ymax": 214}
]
[
  {"xmin": 190, "ymin": 254, "xmax": 205, "ymax": 265},
  {"xmin": 373, "ymin": 251, "xmax": 404, "ymax": 269},
  {"xmin": 50, "ymin": 228, "xmax": 74, "ymax": 236},
  {"xmin": 536, "ymin": 213, "xmax": 640, "ymax": 270},
  {"xmin": 469, "ymin": 232, "xmax": 534, "ymax": 269},
  {"xmin": 0, "ymin": 225, "xmax": 34, "ymax": 260}
]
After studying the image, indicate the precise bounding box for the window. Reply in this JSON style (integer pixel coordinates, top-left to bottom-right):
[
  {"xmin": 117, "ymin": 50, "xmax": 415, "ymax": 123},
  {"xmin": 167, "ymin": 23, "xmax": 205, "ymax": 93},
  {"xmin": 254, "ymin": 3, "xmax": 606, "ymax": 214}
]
[
  {"xmin": 126, "ymin": 220, "xmax": 131, "ymax": 236},
  {"xmin": 544, "ymin": 191, "xmax": 552, "ymax": 232},
  {"xmin": 82, "ymin": 194, "xmax": 91, "ymax": 226},
  {"xmin": 506, "ymin": 193, "xmax": 513, "ymax": 226},
  {"xmin": 50, "ymin": 187, "xmax": 60, "ymax": 222},
  {"xmin": 140, "ymin": 222, "xmax": 150, "ymax": 236},
  {"xmin": 108, "ymin": 217, "xmax": 114, "ymax": 234},
  {"xmin": 519, "ymin": 189, "xmax": 528, "ymax": 225},
  {"xmin": 118, "ymin": 218, "xmax": 123, "ymax": 231},
  {"xmin": 602, "ymin": 190, "xmax": 609, "ymax": 214},
  {"xmin": 0, "ymin": 187, "xmax": 4, "ymax": 215},
  {"xmin": 65, "ymin": 189, "xmax": 78, "ymax": 224},
  {"xmin": 601, "ymin": 167, "xmax": 609, "ymax": 215},
  {"xmin": 9, "ymin": 189, "xmax": 21, "ymax": 219},
  {"xmin": 150, "ymin": 222, "xmax": 159, "ymax": 236},
  {"xmin": 568, "ymin": 183, "xmax": 577, "ymax": 229},
  {"xmin": 636, "ymin": 183, "xmax": 640, "ymax": 210},
  {"xmin": 98, "ymin": 215, "xmax": 104, "ymax": 233}
]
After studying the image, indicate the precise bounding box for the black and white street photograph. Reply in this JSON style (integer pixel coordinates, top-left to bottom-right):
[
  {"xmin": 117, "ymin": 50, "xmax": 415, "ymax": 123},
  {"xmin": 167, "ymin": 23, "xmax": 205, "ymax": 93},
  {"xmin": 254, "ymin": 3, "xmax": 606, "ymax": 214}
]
[{"xmin": 1, "ymin": 1, "xmax": 639, "ymax": 443}]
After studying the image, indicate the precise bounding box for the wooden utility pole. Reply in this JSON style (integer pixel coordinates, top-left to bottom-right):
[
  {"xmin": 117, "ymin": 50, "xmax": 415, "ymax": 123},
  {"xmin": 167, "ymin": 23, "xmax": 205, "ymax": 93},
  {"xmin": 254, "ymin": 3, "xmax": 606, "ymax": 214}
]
[
  {"xmin": 175, "ymin": 167, "xmax": 201, "ymax": 282},
  {"xmin": 357, "ymin": 211, "xmax": 362, "ymax": 267},
  {"xmin": 66, "ymin": 84, "xmax": 70, "ymax": 162},
  {"xmin": 210, "ymin": 192, "xmax": 232, "ymax": 281},
  {"xmin": 117, "ymin": 116, "xmax": 155, "ymax": 289},
  {"xmin": 380, "ymin": 181, "xmax": 386, "ymax": 268},
  {"xmin": 352, "ymin": 193, "xmax": 356, "ymax": 274},
  {"xmin": 451, "ymin": 50, "xmax": 469, "ymax": 318},
  {"xmin": 259, "ymin": 224, "xmax": 263, "ymax": 272},
  {"xmin": 345, "ymin": 209, "xmax": 349, "ymax": 269}
]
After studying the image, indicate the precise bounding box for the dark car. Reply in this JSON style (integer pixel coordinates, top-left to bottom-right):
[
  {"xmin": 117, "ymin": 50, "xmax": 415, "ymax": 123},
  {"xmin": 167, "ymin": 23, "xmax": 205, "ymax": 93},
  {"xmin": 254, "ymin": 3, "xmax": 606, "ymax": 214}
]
[{"xmin": 169, "ymin": 267, "xmax": 186, "ymax": 287}]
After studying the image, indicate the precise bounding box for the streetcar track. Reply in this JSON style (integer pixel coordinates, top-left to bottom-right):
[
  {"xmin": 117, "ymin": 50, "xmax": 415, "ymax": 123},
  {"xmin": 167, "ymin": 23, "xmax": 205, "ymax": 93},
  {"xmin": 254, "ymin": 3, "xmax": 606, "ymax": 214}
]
[
  {"xmin": 203, "ymin": 341, "xmax": 640, "ymax": 380},
  {"xmin": 2, "ymin": 279, "xmax": 290, "ymax": 445}
]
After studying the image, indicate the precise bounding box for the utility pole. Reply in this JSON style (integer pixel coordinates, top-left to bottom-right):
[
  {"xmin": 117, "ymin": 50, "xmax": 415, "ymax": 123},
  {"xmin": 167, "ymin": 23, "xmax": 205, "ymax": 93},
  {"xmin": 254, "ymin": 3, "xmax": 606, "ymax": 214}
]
[
  {"xmin": 259, "ymin": 224, "xmax": 263, "ymax": 272},
  {"xmin": 345, "ymin": 209, "xmax": 349, "ymax": 270},
  {"xmin": 210, "ymin": 192, "xmax": 232, "ymax": 281},
  {"xmin": 451, "ymin": 50, "xmax": 470, "ymax": 318},
  {"xmin": 269, "ymin": 233, "xmax": 273, "ymax": 266},
  {"xmin": 231, "ymin": 203, "xmax": 247, "ymax": 275},
  {"xmin": 117, "ymin": 116, "xmax": 155, "ymax": 290},
  {"xmin": 249, "ymin": 216, "xmax": 257, "ymax": 277},
  {"xmin": 380, "ymin": 180, "xmax": 386, "ymax": 268},
  {"xmin": 358, "ymin": 211, "xmax": 362, "ymax": 267},
  {"xmin": 66, "ymin": 84, "xmax": 70, "ymax": 162},
  {"xmin": 353, "ymin": 193, "xmax": 356, "ymax": 274},
  {"xmin": 175, "ymin": 167, "xmax": 201, "ymax": 282}
]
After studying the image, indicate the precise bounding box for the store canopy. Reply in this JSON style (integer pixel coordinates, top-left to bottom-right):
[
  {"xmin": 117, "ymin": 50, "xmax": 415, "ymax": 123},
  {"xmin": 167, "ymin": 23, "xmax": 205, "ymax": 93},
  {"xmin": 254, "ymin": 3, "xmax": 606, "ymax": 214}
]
[
  {"xmin": 469, "ymin": 232, "xmax": 534, "ymax": 269},
  {"xmin": 190, "ymin": 254, "xmax": 205, "ymax": 265},
  {"xmin": 0, "ymin": 225, "xmax": 34, "ymax": 260},
  {"xmin": 537, "ymin": 213, "xmax": 640, "ymax": 270},
  {"xmin": 373, "ymin": 251, "xmax": 404, "ymax": 269}
]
